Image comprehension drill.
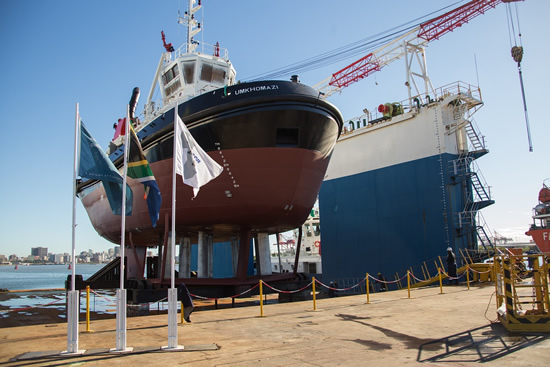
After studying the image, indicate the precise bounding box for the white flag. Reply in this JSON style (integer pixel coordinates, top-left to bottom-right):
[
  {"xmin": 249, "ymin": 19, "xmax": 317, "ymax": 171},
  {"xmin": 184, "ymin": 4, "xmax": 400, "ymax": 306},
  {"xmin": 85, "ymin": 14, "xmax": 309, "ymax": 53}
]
[{"xmin": 175, "ymin": 115, "xmax": 223, "ymax": 198}]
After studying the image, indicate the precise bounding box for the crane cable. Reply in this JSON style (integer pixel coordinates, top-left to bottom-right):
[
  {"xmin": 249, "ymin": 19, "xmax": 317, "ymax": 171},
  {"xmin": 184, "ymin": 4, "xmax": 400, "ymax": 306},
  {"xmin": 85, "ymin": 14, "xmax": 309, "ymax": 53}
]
[
  {"xmin": 242, "ymin": 1, "xmax": 466, "ymax": 82},
  {"xmin": 506, "ymin": 2, "xmax": 532, "ymax": 152}
]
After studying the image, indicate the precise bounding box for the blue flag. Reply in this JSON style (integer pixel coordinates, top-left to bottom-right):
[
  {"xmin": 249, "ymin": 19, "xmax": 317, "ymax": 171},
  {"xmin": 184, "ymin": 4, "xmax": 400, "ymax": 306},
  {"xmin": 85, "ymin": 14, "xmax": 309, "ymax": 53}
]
[{"xmin": 79, "ymin": 122, "xmax": 133, "ymax": 215}]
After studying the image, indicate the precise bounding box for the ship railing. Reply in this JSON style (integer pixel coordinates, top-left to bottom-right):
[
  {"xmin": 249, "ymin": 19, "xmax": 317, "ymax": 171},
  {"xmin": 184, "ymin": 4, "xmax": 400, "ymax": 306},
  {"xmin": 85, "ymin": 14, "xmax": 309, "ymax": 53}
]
[
  {"xmin": 341, "ymin": 81, "xmax": 481, "ymax": 136},
  {"xmin": 174, "ymin": 41, "xmax": 230, "ymax": 61}
]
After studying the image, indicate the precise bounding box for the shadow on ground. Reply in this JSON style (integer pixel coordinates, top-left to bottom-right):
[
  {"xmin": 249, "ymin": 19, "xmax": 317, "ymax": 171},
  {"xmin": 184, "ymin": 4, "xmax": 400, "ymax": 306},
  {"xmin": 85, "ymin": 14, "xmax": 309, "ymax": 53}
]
[{"xmin": 417, "ymin": 323, "xmax": 549, "ymax": 363}]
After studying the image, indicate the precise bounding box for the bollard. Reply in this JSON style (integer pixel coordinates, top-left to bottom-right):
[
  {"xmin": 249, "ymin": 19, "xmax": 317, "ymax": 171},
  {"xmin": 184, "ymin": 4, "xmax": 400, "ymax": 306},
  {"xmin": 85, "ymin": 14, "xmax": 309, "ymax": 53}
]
[
  {"xmin": 466, "ymin": 265, "xmax": 470, "ymax": 290},
  {"xmin": 85, "ymin": 286, "xmax": 93, "ymax": 333},
  {"xmin": 312, "ymin": 277, "xmax": 317, "ymax": 311},
  {"xmin": 366, "ymin": 273, "xmax": 370, "ymax": 304},
  {"xmin": 259, "ymin": 280, "xmax": 264, "ymax": 317},
  {"xmin": 438, "ymin": 268, "xmax": 443, "ymax": 294},
  {"xmin": 180, "ymin": 301, "xmax": 184, "ymax": 324},
  {"xmin": 407, "ymin": 271, "xmax": 411, "ymax": 299}
]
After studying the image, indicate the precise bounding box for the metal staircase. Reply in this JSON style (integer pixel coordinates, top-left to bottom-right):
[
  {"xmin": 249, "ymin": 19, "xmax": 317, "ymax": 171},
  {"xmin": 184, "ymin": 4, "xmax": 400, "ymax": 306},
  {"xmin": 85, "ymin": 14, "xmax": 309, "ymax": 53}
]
[{"xmin": 450, "ymin": 119, "xmax": 494, "ymax": 250}]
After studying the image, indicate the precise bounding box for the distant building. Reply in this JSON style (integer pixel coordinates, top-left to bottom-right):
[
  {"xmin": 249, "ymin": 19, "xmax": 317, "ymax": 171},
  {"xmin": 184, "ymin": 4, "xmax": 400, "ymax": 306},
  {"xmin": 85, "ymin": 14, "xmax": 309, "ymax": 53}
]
[{"xmin": 31, "ymin": 247, "xmax": 48, "ymax": 260}]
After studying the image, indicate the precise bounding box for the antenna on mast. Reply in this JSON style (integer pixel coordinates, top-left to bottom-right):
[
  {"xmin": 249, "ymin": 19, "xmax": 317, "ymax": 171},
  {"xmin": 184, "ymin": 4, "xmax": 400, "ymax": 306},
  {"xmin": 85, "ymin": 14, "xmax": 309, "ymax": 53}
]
[{"xmin": 181, "ymin": 0, "xmax": 202, "ymax": 53}]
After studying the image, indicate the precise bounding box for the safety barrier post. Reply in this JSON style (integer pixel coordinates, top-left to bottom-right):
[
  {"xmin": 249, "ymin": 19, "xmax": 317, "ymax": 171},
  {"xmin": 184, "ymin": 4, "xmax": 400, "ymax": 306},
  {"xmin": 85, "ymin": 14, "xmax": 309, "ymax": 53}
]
[
  {"xmin": 438, "ymin": 268, "xmax": 443, "ymax": 294},
  {"xmin": 312, "ymin": 277, "xmax": 317, "ymax": 311},
  {"xmin": 466, "ymin": 266, "xmax": 470, "ymax": 290},
  {"xmin": 407, "ymin": 271, "xmax": 411, "ymax": 298},
  {"xmin": 85, "ymin": 286, "xmax": 93, "ymax": 333},
  {"xmin": 366, "ymin": 273, "xmax": 370, "ymax": 304},
  {"xmin": 259, "ymin": 280, "xmax": 264, "ymax": 317},
  {"xmin": 180, "ymin": 301, "xmax": 184, "ymax": 324}
]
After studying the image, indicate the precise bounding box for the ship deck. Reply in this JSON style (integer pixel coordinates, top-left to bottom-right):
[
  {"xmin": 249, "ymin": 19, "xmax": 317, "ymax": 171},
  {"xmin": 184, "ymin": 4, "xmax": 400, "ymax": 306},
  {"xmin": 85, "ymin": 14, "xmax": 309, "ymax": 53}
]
[{"xmin": 2, "ymin": 283, "xmax": 549, "ymax": 366}]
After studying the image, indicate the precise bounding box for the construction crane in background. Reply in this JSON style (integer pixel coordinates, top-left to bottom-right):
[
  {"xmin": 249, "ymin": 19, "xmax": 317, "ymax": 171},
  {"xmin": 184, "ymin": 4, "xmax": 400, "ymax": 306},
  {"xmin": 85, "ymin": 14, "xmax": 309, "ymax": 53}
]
[
  {"xmin": 315, "ymin": 1, "xmax": 518, "ymax": 97},
  {"xmin": 313, "ymin": 0, "xmax": 530, "ymax": 150}
]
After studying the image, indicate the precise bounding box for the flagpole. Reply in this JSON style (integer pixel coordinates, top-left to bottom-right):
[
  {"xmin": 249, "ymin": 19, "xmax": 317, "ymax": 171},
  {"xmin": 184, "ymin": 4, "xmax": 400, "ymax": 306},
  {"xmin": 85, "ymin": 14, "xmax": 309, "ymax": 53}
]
[
  {"xmin": 171, "ymin": 105, "xmax": 177, "ymax": 290},
  {"xmin": 113, "ymin": 105, "xmax": 132, "ymax": 353},
  {"xmin": 63, "ymin": 103, "xmax": 83, "ymax": 355},
  {"xmin": 71, "ymin": 104, "xmax": 78, "ymax": 291},
  {"xmin": 164, "ymin": 102, "xmax": 183, "ymax": 350}
]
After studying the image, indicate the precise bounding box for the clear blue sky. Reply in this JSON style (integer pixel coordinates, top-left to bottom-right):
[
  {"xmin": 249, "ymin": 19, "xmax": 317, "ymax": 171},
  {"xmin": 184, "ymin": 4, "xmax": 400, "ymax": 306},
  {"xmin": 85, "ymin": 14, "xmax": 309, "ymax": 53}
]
[{"xmin": 1, "ymin": 0, "xmax": 548, "ymax": 257}]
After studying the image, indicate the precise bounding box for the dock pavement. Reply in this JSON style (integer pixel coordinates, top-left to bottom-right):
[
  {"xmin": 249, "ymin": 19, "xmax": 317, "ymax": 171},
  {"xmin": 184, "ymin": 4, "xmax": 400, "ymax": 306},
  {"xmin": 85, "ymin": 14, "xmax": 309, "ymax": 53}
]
[{"xmin": 1, "ymin": 283, "xmax": 548, "ymax": 366}]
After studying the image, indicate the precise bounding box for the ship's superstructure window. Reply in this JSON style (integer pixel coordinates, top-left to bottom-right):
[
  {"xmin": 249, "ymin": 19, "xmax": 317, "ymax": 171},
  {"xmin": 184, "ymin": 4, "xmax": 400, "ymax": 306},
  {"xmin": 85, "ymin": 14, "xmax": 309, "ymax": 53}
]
[
  {"xmin": 165, "ymin": 80, "xmax": 181, "ymax": 96},
  {"xmin": 163, "ymin": 64, "xmax": 181, "ymax": 97},
  {"xmin": 200, "ymin": 63, "xmax": 226, "ymax": 85},
  {"xmin": 313, "ymin": 223, "xmax": 320, "ymax": 236},
  {"xmin": 163, "ymin": 64, "xmax": 179, "ymax": 84},
  {"xmin": 182, "ymin": 61, "xmax": 195, "ymax": 84}
]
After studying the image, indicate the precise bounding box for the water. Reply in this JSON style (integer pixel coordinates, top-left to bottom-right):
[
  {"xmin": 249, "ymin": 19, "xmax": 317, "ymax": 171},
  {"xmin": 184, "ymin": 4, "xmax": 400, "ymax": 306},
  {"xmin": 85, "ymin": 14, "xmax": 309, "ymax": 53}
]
[
  {"xmin": 0, "ymin": 264, "xmax": 104, "ymax": 290},
  {"xmin": 0, "ymin": 264, "xmax": 167, "ymax": 319}
]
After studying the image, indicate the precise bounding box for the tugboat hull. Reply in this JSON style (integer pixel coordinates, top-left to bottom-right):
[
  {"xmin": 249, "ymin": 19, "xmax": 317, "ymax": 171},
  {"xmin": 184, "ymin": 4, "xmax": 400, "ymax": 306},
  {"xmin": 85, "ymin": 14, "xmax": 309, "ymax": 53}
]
[{"xmin": 79, "ymin": 81, "xmax": 343, "ymax": 246}]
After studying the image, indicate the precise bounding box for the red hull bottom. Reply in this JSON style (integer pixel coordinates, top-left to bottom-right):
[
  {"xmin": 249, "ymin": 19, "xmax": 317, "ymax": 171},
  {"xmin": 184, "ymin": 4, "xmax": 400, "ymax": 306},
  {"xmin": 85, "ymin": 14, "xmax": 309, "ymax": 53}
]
[{"xmin": 81, "ymin": 147, "xmax": 328, "ymax": 246}]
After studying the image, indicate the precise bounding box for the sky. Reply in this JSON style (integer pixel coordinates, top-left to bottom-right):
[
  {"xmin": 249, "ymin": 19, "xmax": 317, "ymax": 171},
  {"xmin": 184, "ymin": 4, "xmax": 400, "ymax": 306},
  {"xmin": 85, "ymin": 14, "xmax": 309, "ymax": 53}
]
[{"xmin": 0, "ymin": 0, "xmax": 548, "ymax": 257}]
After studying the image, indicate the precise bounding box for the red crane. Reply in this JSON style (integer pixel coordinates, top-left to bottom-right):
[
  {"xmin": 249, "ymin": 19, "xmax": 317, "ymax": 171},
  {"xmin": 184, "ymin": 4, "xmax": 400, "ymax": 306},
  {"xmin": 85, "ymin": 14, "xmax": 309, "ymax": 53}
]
[{"xmin": 314, "ymin": 0, "xmax": 522, "ymax": 98}]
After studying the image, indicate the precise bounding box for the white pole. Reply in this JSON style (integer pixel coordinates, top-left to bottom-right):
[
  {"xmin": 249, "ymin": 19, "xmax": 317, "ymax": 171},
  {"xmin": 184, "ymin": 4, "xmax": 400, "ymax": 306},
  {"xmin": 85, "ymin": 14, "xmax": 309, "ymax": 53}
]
[
  {"xmin": 113, "ymin": 105, "xmax": 132, "ymax": 353},
  {"xmin": 120, "ymin": 105, "xmax": 130, "ymax": 291},
  {"xmin": 63, "ymin": 102, "xmax": 83, "ymax": 355},
  {"xmin": 71, "ymin": 103, "xmax": 79, "ymax": 292},
  {"xmin": 164, "ymin": 103, "xmax": 183, "ymax": 350},
  {"xmin": 171, "ymin": 104, "xmax": 177, "ymax": 290}
]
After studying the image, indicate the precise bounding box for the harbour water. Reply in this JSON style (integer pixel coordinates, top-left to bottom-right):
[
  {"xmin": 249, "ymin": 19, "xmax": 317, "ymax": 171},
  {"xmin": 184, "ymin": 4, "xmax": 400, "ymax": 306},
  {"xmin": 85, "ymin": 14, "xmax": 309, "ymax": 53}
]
[
  {"xmin": 0, "ymin": 264, "xmax": 114, "ymax": 324},
  {"xmin": 0, "ymin": 264, "xmax": 104, "ymax": 291}
]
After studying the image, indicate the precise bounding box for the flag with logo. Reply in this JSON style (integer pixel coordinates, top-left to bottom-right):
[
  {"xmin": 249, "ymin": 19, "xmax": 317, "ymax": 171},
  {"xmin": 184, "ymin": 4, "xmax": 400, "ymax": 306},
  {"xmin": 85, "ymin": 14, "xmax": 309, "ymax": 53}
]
[
  {"xmin": 122, "ymin": 118, "xmax": 162, "ymax": 227},
  {"xmin": 174, "ymin": 115, "xmax": 223, "ymax": 198},
  {"xmin": 79, "ymin": 121, "xmax": 133, "ymax": 215}
]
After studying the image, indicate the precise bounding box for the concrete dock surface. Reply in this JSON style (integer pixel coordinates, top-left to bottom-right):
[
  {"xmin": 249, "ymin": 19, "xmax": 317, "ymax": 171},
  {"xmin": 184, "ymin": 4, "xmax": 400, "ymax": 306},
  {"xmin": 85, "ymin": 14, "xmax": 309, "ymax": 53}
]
[{"xmin": 1, "ymin": 283, "xmax": 548, "ymax": 366}]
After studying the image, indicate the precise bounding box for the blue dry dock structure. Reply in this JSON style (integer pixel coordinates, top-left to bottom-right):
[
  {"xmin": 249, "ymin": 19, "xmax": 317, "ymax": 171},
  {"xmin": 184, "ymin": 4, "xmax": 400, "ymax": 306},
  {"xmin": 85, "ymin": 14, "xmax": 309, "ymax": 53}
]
[
  {"xmin": 320, "ymin": 82, "xmax": 494, "ymax": 286},
  {"xmin": 314, "ymin": 0, "xmax": 524, "ymax": 287}
]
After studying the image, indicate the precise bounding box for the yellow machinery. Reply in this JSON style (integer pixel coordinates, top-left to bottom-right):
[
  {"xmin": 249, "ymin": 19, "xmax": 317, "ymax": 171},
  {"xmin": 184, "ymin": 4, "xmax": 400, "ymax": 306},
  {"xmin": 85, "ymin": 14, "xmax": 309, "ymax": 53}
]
[{"xmin": 495, "ymin": 253, "xmax": 550, "ymax": 332}]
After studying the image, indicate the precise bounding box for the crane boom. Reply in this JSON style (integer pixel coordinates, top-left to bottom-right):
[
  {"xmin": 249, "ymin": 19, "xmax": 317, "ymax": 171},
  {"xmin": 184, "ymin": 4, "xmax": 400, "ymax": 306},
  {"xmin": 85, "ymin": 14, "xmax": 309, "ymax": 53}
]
[{"xmin": 314, "ymin": 0, "xmax": 520, "ymax": 98}]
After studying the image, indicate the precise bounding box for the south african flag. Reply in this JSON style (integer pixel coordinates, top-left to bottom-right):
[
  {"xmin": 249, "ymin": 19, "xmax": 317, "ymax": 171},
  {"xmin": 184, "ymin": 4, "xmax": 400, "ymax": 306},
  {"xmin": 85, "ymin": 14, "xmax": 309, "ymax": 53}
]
[{"xmin": 126, "ymin": 119, "xmax": 162, "ymax": 227}]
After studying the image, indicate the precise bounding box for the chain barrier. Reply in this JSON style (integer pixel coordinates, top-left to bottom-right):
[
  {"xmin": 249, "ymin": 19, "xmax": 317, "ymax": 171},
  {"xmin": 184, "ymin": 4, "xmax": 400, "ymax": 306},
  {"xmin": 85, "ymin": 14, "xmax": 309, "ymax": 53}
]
[
  {"xmin": 262, "ymin": 280, "xmax": 313, "ymax": 294},
  {"xmin": 314, "ymin": 278, "xmax": 365, "ymax": 292},
  {"xmin": 366, "ymin": 273, "xmax": 408, "ymax": 285},
  {"xmin": 190, "ymin": 282, "xmax": 260, "ymax": 301},
  {"xmin": 90, "ymin": 289, "xmax": 116, "ymax": 302},
  {"xmin": 3, "ymin": 265, "xmax": 495, "ymax": 320}
]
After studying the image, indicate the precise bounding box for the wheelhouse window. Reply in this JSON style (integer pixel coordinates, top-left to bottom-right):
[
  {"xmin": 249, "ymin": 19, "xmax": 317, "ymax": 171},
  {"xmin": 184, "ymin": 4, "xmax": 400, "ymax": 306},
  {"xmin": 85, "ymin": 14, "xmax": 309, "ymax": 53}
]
[
  {"xmin": 200, "ymin": 63, "xmax": 226, "ymax": 85},
  {"xmin": 163, "ymin": 64, "xmax": 181, "ymax": 97},
  {"xmin": 162, "ymin": 64, "xmax": 179, "ymax": 85},
  {"xmin": 182, "ymin": 61, "xmax": 195, "ymax": 84}
]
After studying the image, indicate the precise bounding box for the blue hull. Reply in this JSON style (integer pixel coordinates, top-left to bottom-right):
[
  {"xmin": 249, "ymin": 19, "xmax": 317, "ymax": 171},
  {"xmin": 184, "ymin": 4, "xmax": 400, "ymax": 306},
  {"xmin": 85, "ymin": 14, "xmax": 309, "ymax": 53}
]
[{"xmin": 319, "ymin": 152, "xmax": 475, "ymax": 282}]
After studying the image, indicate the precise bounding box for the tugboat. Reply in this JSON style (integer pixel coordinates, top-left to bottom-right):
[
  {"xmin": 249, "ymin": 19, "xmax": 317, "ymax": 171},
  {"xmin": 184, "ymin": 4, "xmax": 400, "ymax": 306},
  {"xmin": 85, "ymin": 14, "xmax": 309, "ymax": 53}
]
[
  {"xmin": 77, "ymin": 0, "xmax": 343, "ymax": 297},
  {"xmin": 526, "ymin": 181, "xmax": 550, "ymax": 253}
]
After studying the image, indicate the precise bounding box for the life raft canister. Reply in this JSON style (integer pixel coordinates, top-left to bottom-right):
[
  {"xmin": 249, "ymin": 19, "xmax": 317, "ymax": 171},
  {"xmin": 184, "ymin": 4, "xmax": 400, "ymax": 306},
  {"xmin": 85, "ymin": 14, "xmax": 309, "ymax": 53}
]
[{"xmin": 539, "ymin": 187, "xmax": 550, "ymax": 203}]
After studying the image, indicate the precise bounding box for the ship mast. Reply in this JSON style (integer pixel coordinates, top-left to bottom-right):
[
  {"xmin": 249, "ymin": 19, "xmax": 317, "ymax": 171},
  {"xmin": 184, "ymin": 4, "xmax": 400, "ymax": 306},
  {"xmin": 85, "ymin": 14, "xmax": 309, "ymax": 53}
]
[{"xmin": 179, "ymin": 0, "xmax": 202, "ymax": 53}]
